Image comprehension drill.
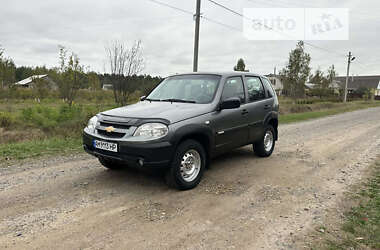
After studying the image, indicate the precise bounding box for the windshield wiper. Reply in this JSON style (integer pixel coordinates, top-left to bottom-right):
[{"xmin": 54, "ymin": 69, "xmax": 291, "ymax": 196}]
[
  {"xmin": 144, "ymin": 98, "xmax": 161, "ymax": 102},
  {"xmin": 161, "ymin": 98, "xmax": 196, "ymax": 104}
]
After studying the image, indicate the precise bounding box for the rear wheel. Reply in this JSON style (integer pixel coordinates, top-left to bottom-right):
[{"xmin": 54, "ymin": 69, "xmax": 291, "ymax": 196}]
[
  {"xmin": 165, "ymin": 139, "xmax": 206, "ymax": 190},
  {"xmin": 98, "ymin": 157, "xmax": 123, "ymax": 170},
  {"xmin": 253, "ymin": 125, "xmax": 275, "ymax": 157}
]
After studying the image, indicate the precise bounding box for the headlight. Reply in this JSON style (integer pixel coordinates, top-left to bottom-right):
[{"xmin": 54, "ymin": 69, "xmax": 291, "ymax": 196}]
[
  {"xmin": 133, "ymin": 123, "xmax": 168, "ymax": 140},
  {"xmin": 86, "ymin": 116, "xmax": 98, "ymax": 133}
]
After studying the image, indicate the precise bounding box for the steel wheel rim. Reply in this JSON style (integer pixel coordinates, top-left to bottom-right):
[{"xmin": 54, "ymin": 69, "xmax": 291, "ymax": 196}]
[
  {"xmin": 180, "ymin": 149, "xmax": 201, "ymax": 182},
  {"xmin": 264, "ymin": 130, "xmax": 274, "ymax": 152}
]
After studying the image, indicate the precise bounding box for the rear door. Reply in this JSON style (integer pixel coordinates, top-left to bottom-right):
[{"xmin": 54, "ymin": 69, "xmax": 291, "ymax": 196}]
[
  {"xmin": 213, "ymin": 76, "xmax": 249, "ymax": 153},
  {"xmin": 243, "ymin": 76, "xmax": 273, "ymax": 142}
]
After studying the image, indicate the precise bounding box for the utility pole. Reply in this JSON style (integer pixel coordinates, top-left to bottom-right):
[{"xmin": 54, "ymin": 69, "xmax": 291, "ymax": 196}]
[
  {"xmin": 344, "ymin": 51, "xmax": 355, "ymax": 103},
  {"xmin": 193, "ymin": 0, "xmax": 201, "ymax": 72}
]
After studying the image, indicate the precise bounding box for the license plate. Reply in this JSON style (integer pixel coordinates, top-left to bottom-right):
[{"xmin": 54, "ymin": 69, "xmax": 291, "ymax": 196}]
[{"xmin": 93, "ymin": 140, "xmax": 118, "ymax": 152}]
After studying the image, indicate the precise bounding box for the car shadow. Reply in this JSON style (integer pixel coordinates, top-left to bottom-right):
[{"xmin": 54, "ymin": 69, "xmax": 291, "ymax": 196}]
[
  {"xmin": 87, "ymin": 146, "xmax": 258, "ymax": 191},
  {"xmin": 211, "ymin": 146, "xmax": 255, "ymax": 166}
]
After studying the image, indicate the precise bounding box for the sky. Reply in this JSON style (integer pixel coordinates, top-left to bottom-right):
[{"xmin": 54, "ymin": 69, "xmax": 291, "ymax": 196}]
[{"xmin": 0, "ymin": 0, "xmax": 379, "ymax": 77}]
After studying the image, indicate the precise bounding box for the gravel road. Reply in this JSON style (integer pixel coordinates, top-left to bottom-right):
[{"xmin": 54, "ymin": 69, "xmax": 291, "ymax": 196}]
[{"xmin": 1, "ymin": 107, "xmax": 380, "ymax": 250}]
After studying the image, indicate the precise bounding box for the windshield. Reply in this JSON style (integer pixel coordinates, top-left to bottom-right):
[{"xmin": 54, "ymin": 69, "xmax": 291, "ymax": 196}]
[{"xmin": 147, "ymin": 74, "xmax": 221, "ymax": 104}]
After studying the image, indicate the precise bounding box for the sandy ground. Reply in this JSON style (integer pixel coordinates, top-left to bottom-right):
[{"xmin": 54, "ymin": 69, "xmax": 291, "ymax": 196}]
[{"xmin": 1, "ymin": 107, "xmax": 380, "ymax": 250}]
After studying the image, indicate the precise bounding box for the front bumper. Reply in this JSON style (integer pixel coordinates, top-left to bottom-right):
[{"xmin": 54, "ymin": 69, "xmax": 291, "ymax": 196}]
[{"xmin": 83, "ymin": 132, "xmax": 174, "ymax": 168}]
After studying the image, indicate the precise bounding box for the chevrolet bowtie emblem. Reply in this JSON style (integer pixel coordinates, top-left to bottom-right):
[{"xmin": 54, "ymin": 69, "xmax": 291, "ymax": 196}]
[{"xmin": 105, "ymin": 126, "xmax": 115, "ymax": 133}]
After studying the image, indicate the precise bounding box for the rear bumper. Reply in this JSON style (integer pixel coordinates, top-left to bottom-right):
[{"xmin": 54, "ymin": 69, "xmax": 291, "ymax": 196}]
[{"xmin": 83, "ymin": 132, "xmax": 174, "ymax": 168}]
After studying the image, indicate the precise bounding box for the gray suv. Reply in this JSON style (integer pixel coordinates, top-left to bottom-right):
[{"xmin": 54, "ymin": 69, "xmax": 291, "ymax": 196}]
[{"xmin": 83, "ymin": 72, "xmax": 279, "ymax": 190}]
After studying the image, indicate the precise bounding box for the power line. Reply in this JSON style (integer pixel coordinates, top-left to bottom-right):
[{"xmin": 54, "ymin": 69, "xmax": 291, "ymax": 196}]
[
  {"xmin": 207, "ymin": 0, "xmax": 347, "ymax": 57},
  {"xmin": 202, "ymin": 16, "xmax": 242, "ymax": 31},
  {"xmin": 147, "ymin": 0, "xmax": 193, "ymax": 15},
  {"xmin": 146, "ymin": 0, "xmax": 241, "ymax": 32},
  {"xmin": 207, "ymin": 0, "xmax": 246, "ymax": 19}
]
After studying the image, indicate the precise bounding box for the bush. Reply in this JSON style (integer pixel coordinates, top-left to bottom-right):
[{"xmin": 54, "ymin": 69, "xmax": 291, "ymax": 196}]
[
  {"xmin": 21, "ymin": 106, "xmax": 60, "ymax": 128},
  {"xmin": 0, "ymin": 112, "xmax": 14, "ymax": 128},
  {"xmin": 19, "ymin": 104, "xmax": 104, "ymax": 136},
  {"xmin": 0, "ymin": 87, "xmax": 117, "ymax": 104},
  {"xmin": 76, "ymin": 89, "xmax": 114, "ymax": 103},
  {"xmin": 296, "ymin": 99, "xmax": 314, "ymax": 105}
]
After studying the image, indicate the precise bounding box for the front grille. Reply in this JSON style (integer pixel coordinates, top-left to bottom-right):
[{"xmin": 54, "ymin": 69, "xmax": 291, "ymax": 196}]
[
  {"xmin": 96, "ymin": 117, "xmax": 133, "ymax": 139},
  {"xmin": 99, "ymin": 121, "xmax": 131, "ymax": 130},
  {"xmin": 97, "ymin": 129, "xmax": 126, "ymax": 138}
]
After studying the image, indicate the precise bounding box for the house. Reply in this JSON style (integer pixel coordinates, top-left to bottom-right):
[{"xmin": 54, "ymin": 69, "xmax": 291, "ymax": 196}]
[
  {"xmin": 265, "ymin": 74, "xmax": 283, "ymax": 96},
  {"xmin": 14, "ymin": 75, "xmax": 58, "ymax": 90},
  {"xmin": 305, "ymin": 80, "xmax": 341, "ymax": 95},
  {"xmin": 335, "ymin": 75, "xmax": 380, "ymax": 99},
  {"xmin": 102, "ymin": 84, "xmax": 113, "ymax": 90}
]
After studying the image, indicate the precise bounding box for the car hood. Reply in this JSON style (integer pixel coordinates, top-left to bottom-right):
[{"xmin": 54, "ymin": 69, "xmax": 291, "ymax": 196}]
[{"xmin": 101, "ymin": 101, "xmax": 214, "ymax": 124}]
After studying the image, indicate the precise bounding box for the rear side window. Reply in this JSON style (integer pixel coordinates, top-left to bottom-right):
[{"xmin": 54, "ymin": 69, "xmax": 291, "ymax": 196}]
[
  {"xmin": 245, "ymin": 76, "xmax": 265, "ymax": 102},
  {"xmin": 221, "ymin": 77, "xmax": 245, "ymax": 103},
  {"xmin": 262, "ymin": 78, "xmax": 275, "ymax": 98}
]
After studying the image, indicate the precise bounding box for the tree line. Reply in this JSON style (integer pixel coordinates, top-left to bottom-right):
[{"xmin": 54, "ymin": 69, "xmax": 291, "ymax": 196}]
[
  {"xmin": 3, "ymin": 40, "xmax": 361, "ymax": 104},
  {"xmin": 0, "ymin": 43, "xmax": 162, "ymax": 105}
]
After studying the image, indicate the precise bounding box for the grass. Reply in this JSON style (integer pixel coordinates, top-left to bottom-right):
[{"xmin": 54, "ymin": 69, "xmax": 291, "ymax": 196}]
[
  {"xmin": 0, "ymin": 137, "xmax": 82, "ymax": 161},
  {"xmin": 280, "ymin": 101, "xmax": 380, "ymax": 124},
  {"xmin": 313, "ymin": 159, "xmax": 380, "ymax": 249}
]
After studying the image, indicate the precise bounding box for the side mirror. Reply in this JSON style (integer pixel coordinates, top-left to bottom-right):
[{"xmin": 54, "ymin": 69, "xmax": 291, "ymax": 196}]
[
  {"xmin": 220, "ymin": 97, "xmax": 241, "ymax": 110},
  {"xmin": 140, "ymin": 96, "xmax": 146, "ymax": 101}
]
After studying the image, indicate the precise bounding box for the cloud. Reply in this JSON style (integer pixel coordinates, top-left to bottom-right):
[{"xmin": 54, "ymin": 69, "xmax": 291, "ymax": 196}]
[{"xmin": 0, "ymin": 0, "xmax": 378, "ymax": 76}]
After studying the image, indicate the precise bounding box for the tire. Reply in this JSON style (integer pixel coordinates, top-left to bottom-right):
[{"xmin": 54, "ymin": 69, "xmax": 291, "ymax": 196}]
[
  {"xmin": 165, "ymin": 139, "xmax": 206, "ymax": 190},
  {"xmin": 98, "ymin": 157, "xmax": 123, "ymax": 170},
  {"xmin": 253, "ymin": 125, "xmax": 276, "ymax": 157}
]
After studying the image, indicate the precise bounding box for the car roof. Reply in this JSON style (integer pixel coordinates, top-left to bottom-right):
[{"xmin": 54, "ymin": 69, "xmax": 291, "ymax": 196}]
[{"xmin": 168, "ymin": 72, "xmax": 264, "ymax": 78}]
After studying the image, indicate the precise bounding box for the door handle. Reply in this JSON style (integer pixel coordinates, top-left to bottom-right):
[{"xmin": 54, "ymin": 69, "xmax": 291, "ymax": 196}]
[
  {"xmin": 264, "ymin": 104, "xmax": 271, "ymax": 110},
  {"xmin": 241, "ymin": 109, "xmax": 249, "ymax": 115}
]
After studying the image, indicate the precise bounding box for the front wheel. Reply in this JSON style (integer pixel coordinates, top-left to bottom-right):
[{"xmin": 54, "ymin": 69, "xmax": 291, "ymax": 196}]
[
  {"xmin": 165, "ymin": 139, "xmax": 206, "ymax": 190},
  {"xmin": 253, "ymin": 125, "xmax": 276, "ymax": 157}
]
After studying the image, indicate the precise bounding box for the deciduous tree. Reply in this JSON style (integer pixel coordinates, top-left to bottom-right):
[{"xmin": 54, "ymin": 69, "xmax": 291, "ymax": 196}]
[
  {"xmin": 327, "ymin": 64, "xmax": 337, "ymax": 85},
  {"xmin": 32, "ymin": 76, "xmax": 50, "ymax": 100},
  {"xmin": 105, "ymin": 40, "xmax": 144, "ymax": 105},
  {"xmin": 309, "ymin": 68, "xmax": 328, "ymax": 88},
  {"xmin": 0, "ymin": 46, "xmax": 16, "ymax": 89},
  {"xmin": 57, "ymin": 46, "xmax": 85, "ymax": 106},
  {"xmin": 280, "ymin": 41, "xmax": 311, "ymax": 98},
  {"xmin": 88, "ymin": 72, "xmax": 101, "ymax": 91},
  {"xmin": 234, "ymin": 58, "xmax": 246, "ymax": 72}
]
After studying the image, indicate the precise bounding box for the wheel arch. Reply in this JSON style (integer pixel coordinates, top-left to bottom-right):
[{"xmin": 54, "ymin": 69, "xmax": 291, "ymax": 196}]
[
  {"xmin": 171, "ymin": 124, "xmax": 213, "ymax": 167},
  {"xmin": 263, "ymin": 112, "xmax": 279, "ymax": 141}
]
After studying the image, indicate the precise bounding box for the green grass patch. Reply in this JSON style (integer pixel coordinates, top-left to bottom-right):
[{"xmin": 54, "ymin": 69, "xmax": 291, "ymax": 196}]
[
  {"xmin": 280, "ymin": 101, "xmax": 380, "ymax": 124},
  {"xmin": 312, "ymin": 159, "xmax": 380, "ymax": 249},
  {"xmin": 0, "ymin": 137, "xmax": 82, "ymax": 161}
]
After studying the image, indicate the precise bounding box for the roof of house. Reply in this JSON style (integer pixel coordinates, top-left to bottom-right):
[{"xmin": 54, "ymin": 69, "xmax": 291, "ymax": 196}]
[
  {"xmin": 305, "ymin": 83, "xmax": 317, "ymax": 89},
  {"xmin": 14, "ymin": 74, "xmax": 47, "ymax": 86},
  {"xmin": 334, "ymin": 75, "xmax": 380, "ymax": 90},
  {"xmin": 265, "ymin": 74, "xmax": 280, "ymax": 78}
]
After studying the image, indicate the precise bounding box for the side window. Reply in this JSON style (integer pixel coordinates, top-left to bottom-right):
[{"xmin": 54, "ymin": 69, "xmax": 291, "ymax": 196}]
[
  {"xmin": 221, "ymin": 77, "xmax": 245, "ymax": 103},
  {"xmin": 262, "ymin": 78, "xmax": 275, "ymax": 98},
  {"xmin": 245, "ymin": 76, "xmax": 265, "ymax": 102}
]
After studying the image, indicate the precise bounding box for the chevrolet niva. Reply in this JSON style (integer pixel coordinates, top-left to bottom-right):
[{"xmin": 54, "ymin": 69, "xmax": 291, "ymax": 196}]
[{"xmin": 83, "ymin": 72, "xmax": 279, "ymax": 190}]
